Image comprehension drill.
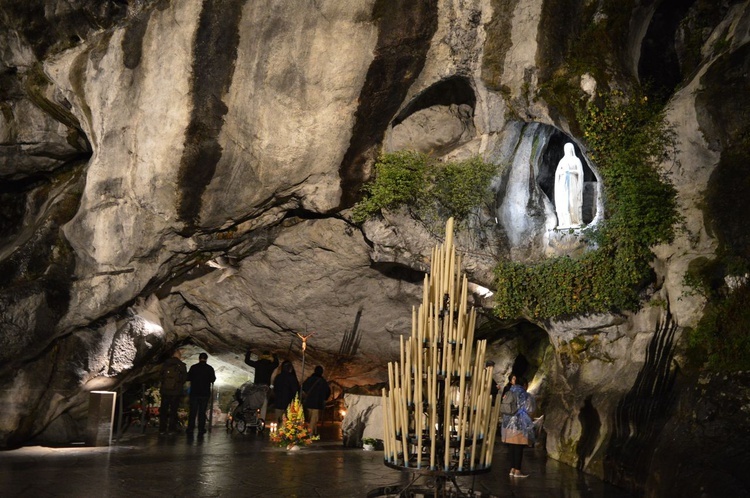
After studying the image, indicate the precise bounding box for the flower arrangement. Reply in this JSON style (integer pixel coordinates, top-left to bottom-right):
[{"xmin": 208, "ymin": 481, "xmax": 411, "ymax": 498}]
[
  {"xmin": 145, "ymin": 386, "xmax": 161, "ymax": 407},
  {"xmin": 128, "ymin": 385, "xmax": 161, "ymax": 427},
  {"xmin": 269, "ymin": 394, "xmax": 318, "ymax": 449}
]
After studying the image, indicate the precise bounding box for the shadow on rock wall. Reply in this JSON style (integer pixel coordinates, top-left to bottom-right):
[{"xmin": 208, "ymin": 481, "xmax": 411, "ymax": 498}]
[{"xmin": 604, "ymin": 312, "xmax": 678, "ymax": 493}]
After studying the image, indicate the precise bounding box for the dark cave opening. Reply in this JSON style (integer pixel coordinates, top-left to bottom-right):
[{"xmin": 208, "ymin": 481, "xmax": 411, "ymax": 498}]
[
  {"xmin": 577, "ymin": 395, "xmax": 602, "ymax": 471},
  {"xmin": 638, "ymin": 0, "xmax": 697, "ymax": 103},
  {"xmin": 371, "ymin": 261, "xmax": 426, "ymax": 284},
  {"xmin": 509, "ymin": 353, "xmax": 530, "ymax": 380},
  {"xmin": 478, "ymin": 317, "xmax": 549, "ymax": 386},
  {"xmin": 392, "ymin": 75, "xmax": 476, "ymax": 126}
]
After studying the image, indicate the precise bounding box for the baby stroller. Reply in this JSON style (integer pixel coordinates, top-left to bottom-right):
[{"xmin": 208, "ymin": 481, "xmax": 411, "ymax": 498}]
[{"xmin": 226, "ymin": 381, "xmax": 267, "ymax": 434}]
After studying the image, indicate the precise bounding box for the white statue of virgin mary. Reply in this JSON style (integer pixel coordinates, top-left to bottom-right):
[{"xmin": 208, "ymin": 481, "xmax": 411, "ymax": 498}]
[{"xmin": 554, "ymin": 142, "xmax": 584, "ymax": 228}]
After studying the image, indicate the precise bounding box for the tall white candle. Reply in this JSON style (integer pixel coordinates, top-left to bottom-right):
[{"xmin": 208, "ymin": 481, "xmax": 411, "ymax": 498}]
[
  {"xmin": 448, "ymin": 249, "xmax": 455, "ymax": 313},
  {"xmin": 405, "ymin": 340, "xmax": 412, "ymax": 406},
  {"xmin": 400, "ymin": 386, "xmax": 409, "ymax": 467},
  {"xmin": 382, "ymin": 389, "xmax": 391, "ymax": 461},
  {"xmin": 443, "ymin": 351, "xmax": 453, "ymax": 470},
  {"xmin": 444, "ymin": 217, "xmax": 454, "ymax": 252},
  {"xmin": 400, "ymin": 335, "xmax": 405, "ymax": 381},
  {"xmin": 388, "ymin": 390, "xmax": 398, "ymax": 463},
  {"xmin": 457, "ymin": 343, "xmax": 468, "ymax": 470},
  {"xmin": 416, "ymin": 356, "xmax": 423, "ymax": 469},
  {"xmin": 429, "ymin": 364, "xmax": 437, "ymax": 469}
]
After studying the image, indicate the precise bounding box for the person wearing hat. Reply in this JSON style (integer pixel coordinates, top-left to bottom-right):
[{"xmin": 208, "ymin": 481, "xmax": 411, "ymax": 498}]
[{"xmin": 186, "ymin": 352, "xmax": 216, "ymax": 436}]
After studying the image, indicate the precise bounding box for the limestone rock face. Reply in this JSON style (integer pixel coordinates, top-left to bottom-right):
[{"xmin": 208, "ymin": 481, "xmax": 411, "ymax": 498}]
[
  {"xmin": 41, "ymin": 0, "xmax": 381, "ymax": 328},
  {"xmin": 341, "ymin": 394, "xmax": 384, "ymax": 447},
  {"xmin": 0, "ymin": 1, "xmax": 748, "ymax": 496},
  {"xmin": 0, "ymin": 97, "xmax": 88, "ymax": 178},
  {"xmin": 164, "ymin": 217, "xmax": 422, "ymax": 380},
  {"xmin": 389, "ymin": 103, "xmax": 476, "ymax": 154}
]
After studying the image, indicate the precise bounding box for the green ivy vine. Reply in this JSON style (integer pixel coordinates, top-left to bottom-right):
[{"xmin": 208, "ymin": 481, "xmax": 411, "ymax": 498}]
[{"xmin": 494, "ymin": 90, "xmax": 681, "ymax": 320}]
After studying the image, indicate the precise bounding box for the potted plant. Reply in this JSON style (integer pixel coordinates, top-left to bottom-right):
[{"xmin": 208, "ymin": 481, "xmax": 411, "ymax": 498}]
[{"xmin": 362, "ymin": 437, "xmax": 377, "ymax": 451}]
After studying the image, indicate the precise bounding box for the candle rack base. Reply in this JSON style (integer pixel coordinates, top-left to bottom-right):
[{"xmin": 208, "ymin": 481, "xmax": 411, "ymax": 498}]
[
  {"xmin": 367, "ymin": 461, "xmax": 493, "ymax": 498},
  {"xmin": 366, "ymin": 469, "xmax": 493, "ymax": 498}
]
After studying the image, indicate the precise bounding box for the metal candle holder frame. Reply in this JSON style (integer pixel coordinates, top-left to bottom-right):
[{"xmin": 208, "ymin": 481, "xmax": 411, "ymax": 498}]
[{"xmin": 375, "ymin": 219, "xmax": 502, "ymax": 496}]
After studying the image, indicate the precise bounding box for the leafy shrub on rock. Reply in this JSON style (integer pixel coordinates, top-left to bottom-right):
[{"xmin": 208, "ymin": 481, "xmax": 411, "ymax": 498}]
[{"xmin": 352, "ymin": 151, "xmax": 496, "ymax": 224}]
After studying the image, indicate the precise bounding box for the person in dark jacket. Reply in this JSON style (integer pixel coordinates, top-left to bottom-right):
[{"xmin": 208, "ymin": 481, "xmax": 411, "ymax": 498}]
[
  {"xmin": 272, "ymin": 360, "xmax": 300, "ymax": 423},
  {"xmin": 244, "ymin": 350, "xmax": 279, "ymax": 420},
  {"xmin": 186, "ymin": 352, "xmax": 216, "ymax": 436},
  {"xmin": 244, "ymin": 350, "xmax": 279, "ymax": 385},
  {"xmin": 159, "ymin": 349, "xmax": 187, "ymax": 434},
  {"xmin": 302, "ymin": 365, "xmax": 331, "ymax": 436},
  {"xmin": 486, "ymin": 360, "xmax": 499, "ymax": 405}
]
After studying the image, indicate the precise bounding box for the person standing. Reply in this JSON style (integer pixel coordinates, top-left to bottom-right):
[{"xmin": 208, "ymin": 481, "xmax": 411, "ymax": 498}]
[
  {"xmin": 302, "ymin": 365, "xmax": 330, "ymax": 437},
  {"xmin": 159, "ymin": 349, "xmax": 187, "ymax": 435},
  {"xmin": 486, "ymin": 360, "xmax": 499, "ymax": 405},
  {"xmin": 186, "ymin": 352, "xmax": 216, "ymax": 436},
  {"xmin": 244, "ymin": 349, "xmax": 279, "ymax": 421},
  {"xmin": 272, "ymin": 361, "xmax": 300, "ymax": 423},
  {"xmin": 501, "ymin": 373, "xmax": 517, "ymax": 398},
  {"xmin": 500, "ymin": 376, "xmax": 535, "ymax": 478}
]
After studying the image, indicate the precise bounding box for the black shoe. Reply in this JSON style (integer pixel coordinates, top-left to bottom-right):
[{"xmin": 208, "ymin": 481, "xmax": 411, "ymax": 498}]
[{"xmin": 198, "ymin": 430, "xmax": 207, "ymax": 435}]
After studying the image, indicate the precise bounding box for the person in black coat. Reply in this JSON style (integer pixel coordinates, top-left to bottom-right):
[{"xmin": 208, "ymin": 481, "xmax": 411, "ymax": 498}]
[
  {"xmin": 186, "ymin": 352, "xmax": 216, "ymax": 436},
  {"xmin": 272, "ymin": 360, "xmax": 300, "ymax": 423},
  {"xmin": 302, "ymin": 365, "xmax": 331, "ymax": 436},
  {"xmin": 159, "ymin": 349, "xmax": 187, "ymax": 434},
  {"xmin": 244, "ymin": 350, "xmax": 279, "ymax": 420},
  {"xmin": 244, "ymin": 350, "xmax": 279, "ymax": 385}
]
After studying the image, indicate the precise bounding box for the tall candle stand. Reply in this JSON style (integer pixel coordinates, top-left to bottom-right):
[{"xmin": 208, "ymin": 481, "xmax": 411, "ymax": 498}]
[{"xmin": 369, "ymin": 218, "xmax": 501, "ymax": 498}]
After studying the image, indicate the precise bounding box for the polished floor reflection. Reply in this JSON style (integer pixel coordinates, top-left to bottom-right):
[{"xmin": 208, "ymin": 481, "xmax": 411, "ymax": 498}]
[{"xmin": 0, "ymin": 424, "xmax": 634, "ymax": 497}]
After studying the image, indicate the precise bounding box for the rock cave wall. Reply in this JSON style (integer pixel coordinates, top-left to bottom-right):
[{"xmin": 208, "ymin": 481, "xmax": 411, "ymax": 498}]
[{"xmin": 0, "ymin": 0, "xmax": 749, "ymax": 495}]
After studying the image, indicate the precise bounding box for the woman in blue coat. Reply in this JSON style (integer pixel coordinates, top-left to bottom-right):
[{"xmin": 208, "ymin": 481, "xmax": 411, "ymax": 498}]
[{"xmin": 500, "ymin": 377, "xmax": 535, "ymax": 478}]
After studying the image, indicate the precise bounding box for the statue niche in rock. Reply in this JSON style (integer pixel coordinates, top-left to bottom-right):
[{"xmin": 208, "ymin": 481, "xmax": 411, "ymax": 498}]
[{"xmin": 554, "ymin": 143, "xmax": 585, "ymax": 229}]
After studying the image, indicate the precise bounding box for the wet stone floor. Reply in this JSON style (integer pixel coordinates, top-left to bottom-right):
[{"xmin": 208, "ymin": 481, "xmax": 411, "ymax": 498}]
[{"xmin": 0, "ymin": 423, "xmax": 635, "ymax": 497}]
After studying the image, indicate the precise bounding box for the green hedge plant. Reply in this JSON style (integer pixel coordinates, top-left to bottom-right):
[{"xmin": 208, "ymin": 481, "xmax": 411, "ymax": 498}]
[{"xmin": 351, "ymin": 151, "xmax": 496, "ymax": 224}]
